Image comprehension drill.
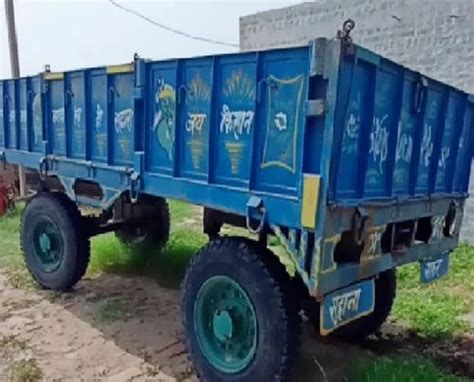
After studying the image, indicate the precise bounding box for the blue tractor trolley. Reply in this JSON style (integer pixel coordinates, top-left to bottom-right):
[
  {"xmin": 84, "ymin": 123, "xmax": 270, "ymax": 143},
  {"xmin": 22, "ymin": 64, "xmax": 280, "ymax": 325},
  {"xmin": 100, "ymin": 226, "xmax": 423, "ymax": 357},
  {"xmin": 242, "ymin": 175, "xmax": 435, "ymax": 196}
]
[{"xmin": 1, "ymin": 23, "xmax": 473, "ymax": 381}]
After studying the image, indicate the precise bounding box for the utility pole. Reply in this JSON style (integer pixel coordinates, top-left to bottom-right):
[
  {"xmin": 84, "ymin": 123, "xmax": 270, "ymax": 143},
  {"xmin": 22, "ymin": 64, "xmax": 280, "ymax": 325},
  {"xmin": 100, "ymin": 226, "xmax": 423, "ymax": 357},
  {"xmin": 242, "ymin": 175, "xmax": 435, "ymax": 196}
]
[{"xmin": 4, "ymin": 0, "xmax": 26, "ymax": 197}]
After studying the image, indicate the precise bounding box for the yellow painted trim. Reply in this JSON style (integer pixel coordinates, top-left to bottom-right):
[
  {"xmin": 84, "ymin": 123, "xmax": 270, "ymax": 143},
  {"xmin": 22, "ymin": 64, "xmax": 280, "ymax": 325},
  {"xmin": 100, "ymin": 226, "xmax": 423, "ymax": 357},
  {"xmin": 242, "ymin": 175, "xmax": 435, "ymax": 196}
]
[
  {"xmin": 43, "ymin": 72, "xmax": 64, "ymax": 80},
  {"xmin": 106, "ymin": 63, "xmax": 134, "ymax": 74},
  {"xmin": 301, "ymin": 174, "xmax": 320, "ymax": 229}
]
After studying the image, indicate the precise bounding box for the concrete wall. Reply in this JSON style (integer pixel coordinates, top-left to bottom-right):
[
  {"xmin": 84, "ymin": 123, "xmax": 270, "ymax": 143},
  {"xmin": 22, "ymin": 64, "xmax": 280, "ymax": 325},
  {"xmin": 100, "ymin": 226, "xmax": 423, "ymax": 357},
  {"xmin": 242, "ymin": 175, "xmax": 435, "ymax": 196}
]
[
  {"xmin": 240, "ymin": 0, "xmax": 474, "ymax": 241},
  {"xmin": 240, "ymin": 0, "xmax": 474, "ymax": 93}
]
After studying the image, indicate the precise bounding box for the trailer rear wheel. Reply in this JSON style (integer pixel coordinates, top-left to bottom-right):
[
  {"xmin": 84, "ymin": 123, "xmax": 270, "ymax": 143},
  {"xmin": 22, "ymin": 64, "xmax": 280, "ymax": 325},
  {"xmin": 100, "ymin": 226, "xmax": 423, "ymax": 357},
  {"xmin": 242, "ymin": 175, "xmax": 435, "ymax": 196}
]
[
  {"xmin": 116, "ymin": 197, "xmax": 170, "ymax": 251},
  {"xmin": 182, "ymin": 237, "xmax": 300, "ymax": 381},
  {"xmin": 21, "ymin": 192, "xmax": 90, "ymax": 290}
]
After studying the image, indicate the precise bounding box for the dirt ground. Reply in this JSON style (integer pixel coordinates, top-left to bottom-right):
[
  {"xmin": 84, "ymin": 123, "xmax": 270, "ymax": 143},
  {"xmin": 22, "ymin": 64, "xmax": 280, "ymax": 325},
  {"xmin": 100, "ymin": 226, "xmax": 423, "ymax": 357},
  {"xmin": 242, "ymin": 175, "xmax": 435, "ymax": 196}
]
[
  {"xmin": 0, "ymin": 270, "xmax": 473, "ymax": 381},
  {"xmin": 0, "ymin": 270, "xmax": 371, "ymax": 382}
]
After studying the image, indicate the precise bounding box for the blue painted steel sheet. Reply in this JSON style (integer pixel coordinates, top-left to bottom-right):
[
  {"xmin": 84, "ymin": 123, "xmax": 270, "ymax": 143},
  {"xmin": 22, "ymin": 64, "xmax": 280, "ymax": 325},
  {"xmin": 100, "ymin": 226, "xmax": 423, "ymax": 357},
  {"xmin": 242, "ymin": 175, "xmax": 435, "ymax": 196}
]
[
  {"xmin": 1, "ymin": 38, "xmax": 473, "ymax": 295},
  {"xmin": 321, "ymin": 278, "xmax": 375, "ymax": 335},
  {"xmin": 330, "ymin": 47, "xmax": 474, "ymax": 201},
  {"xmin": 420, "ymin": 252, "xmax": 450, "ymax": 284}
]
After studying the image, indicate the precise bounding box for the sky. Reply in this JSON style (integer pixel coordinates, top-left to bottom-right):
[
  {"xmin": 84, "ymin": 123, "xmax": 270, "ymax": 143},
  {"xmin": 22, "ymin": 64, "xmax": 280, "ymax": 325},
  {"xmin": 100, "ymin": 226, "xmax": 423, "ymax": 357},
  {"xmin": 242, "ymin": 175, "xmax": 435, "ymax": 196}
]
[{"xmin": 0, "ymin": 0, "xmax": 302, "ymax": 79}]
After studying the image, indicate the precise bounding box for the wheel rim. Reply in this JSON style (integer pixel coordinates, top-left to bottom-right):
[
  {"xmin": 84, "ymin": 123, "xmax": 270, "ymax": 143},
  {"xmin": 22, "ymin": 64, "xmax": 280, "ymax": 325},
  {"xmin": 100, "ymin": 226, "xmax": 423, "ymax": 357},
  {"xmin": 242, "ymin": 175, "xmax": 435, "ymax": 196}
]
[
  {"xmin": 194, "ymin": 275, "xmax": 257, "ymax": 374},
  {"xmin": 32, "ymin": 217, "xmax": 63, "ymax": 272}
]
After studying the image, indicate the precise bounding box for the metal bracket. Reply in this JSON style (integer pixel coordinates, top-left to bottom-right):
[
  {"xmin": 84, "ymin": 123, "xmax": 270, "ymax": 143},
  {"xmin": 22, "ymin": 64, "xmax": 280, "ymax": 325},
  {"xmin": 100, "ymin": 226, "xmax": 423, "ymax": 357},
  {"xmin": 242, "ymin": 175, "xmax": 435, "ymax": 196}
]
[
  {"xmin": 352, "ymin": 206, "xmax": 368, "ymax": 245},
  {"xmin": 309, "ymin": 38, "xmax": 326, "ymax": 77},
  {"xmin": 246, "ymin": 196, "xmax": 266, "ymax": 234},
  {"xmin": 130, "ymin": 171, "xmax": 141, "ymax": 204},
  {"xmin": 38, "ymin": 157, "xmax": 48, "ymax": 181},
  {"xmin": 305, "ymin": 99, "xmax": 326, "ymax": 117}
]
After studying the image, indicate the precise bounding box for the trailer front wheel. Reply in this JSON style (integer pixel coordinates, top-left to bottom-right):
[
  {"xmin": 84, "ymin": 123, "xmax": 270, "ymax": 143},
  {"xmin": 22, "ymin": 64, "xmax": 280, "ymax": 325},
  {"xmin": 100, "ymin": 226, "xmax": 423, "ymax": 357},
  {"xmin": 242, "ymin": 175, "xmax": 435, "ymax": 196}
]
[
  {"xmin": 21, "ymin": 192, "xmax": 90, "ymax": 291},
  {"xmin": 182, "ymin": 237, "xmax": 299, "ymax": 381}
]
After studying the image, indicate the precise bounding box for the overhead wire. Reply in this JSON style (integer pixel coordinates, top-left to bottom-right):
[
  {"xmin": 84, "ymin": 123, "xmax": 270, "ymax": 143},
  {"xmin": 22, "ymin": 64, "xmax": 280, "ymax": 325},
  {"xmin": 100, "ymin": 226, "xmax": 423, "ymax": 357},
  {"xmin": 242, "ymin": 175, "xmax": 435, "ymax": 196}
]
[{"xmin": 107, "ymin": 0, "xmax": 239, "ymax": 48}]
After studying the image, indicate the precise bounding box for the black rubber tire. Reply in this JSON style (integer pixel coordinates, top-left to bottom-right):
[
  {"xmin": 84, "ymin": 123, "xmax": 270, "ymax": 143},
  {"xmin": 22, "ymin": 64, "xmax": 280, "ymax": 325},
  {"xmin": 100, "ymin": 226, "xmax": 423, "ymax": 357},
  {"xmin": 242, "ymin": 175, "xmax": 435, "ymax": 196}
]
[
  {"xmin": 304, "ymin": 269, "xmax": 396, "ymax": 340},
  {"xmin": 116, "ymin": 197, "xmax": 170, "ymax": 251},
  {"xmin": 21, "ymin": 192, "xmax": 90, "ymax": 291},
  {"xmin": 182, "ymin": 237, "xmax": 300, "ymax": 382}
]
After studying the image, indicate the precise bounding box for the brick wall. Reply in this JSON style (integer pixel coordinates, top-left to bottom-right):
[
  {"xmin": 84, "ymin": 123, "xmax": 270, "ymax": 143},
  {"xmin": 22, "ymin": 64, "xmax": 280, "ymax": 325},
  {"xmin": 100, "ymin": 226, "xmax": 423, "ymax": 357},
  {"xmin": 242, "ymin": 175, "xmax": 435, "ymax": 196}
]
[{"xmin": 240, "ymin": 0, "xmax": 474, "ymax": 241}]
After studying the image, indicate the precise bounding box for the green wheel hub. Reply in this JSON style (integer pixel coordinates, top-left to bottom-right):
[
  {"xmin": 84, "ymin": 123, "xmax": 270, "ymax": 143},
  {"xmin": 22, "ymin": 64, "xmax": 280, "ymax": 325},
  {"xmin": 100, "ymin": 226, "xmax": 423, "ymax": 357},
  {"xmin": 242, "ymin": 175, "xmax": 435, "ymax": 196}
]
[
  {"xmin": 194, "ymin": 275, "xmax": 257, "ymax": 374},
  {"xmin": 32, "ymin": 217, "xmax": 63, "ymax": 272}
]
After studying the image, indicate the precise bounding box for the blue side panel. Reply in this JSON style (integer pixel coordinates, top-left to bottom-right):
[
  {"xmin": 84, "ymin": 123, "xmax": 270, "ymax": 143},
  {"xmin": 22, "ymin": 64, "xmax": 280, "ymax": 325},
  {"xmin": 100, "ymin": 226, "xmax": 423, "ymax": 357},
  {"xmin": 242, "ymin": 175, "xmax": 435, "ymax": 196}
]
[
  {"xmin": 90, "ymin": 69, "xmax": 108, "ymax": 163},
  {"xmin": 393, "ymin": 78, "xmax": 417, "ymax": 195},
  {"xmin": 179, "ymin": 58, "xmax": 212, "ymax": 180},
  {"xmin": 364, "ymin": 67, "xmax": 400, "ymax": 197},
  {"xmin": 31, "ymin": 77, "xmax": 43, "ymax": 153},
  {"xmin": 67, "ymin": 72, "xmax": 86, "ymax": 159},
  {"xmin": 146, "ymin": 61, "xmax": 177, "ymax": 174},
  {"xmin": 255, "ymin": 48, "xmax": 308, "ymax": 195},
  {"xmin": 18, "ymin": 79, "xmax": 28, "ymax": 151},
  {"xmin": 335, "ymin": 62, "xmax": 372, "ymax": 200},
  {"xmin": 49, "ymin": 79, "xmax": 66, "ymax": 156},
  {"xmin": 453, "ymin": 102, "xmax": 474, "ymax": 192},
  {"xmin": 111, "ymin": 74, "xmax": 134, "ymax": 166},
  {"xmin": 0, "ymin": 82, "xmax": 4, "ymax": 149},
  {"xmin": 214, "ymin": 55, "xmax": 256, "ymax": 187},
  {"xmin": 434, "ymin": 92, "xmax": 463, "ymax": 192},
  {"xmin": 415, "ymin": 86, "xmax": 444, "ymax": 194},
  {"xmin": 6, "ymin": 81, "xmax": 17, "ymax": 149}
]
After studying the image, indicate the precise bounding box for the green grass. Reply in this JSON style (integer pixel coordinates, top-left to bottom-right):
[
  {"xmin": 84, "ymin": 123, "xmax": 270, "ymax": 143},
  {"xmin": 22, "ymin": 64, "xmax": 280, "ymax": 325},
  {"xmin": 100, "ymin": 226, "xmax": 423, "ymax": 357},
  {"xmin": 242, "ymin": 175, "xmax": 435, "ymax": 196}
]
[
  {"xmin": 88, "ymin": 201, "xmax": 206, "ymax": 288},
  {"xmin": 168, "ymin": 199, "xmax": 196, "ymax": 222},
  {"xmin": 350, "ymin": 355, "xmax": 468, "ymax": 382},
  {"xmin": 0, "ymin": 206, "xmax": 23, "ymax": 269},
  {"xmin": 0, "ymin": 205, "xmax": 35, "ymax": 289},
  {"xmin": 393, "ymin": 243, "xmax": 474, "ymax": 338}
]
